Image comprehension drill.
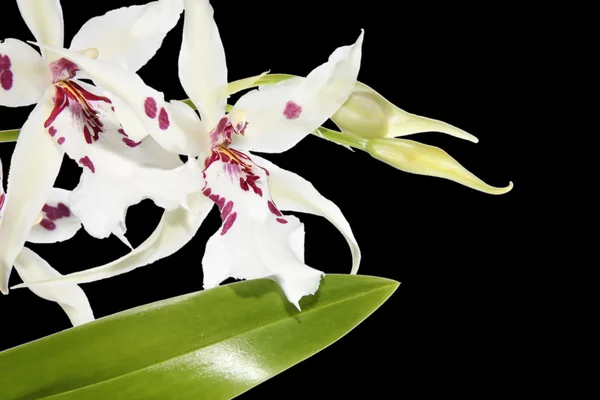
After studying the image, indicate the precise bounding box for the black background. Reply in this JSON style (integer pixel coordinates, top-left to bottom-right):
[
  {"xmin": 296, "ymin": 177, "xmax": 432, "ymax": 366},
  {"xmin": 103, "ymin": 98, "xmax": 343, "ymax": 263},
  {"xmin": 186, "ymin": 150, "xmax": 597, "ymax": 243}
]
[{"xmin": 1, "ymin": 0, "xmax": 525, "ymax": 398}]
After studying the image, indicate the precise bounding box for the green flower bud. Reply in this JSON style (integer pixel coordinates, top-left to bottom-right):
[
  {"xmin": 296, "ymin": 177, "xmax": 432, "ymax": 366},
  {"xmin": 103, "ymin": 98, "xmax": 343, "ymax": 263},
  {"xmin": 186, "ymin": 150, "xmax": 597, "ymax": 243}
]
[
  {"xmin": 331, "ymin": 82, "xmax": 478, "ymax": 143},
  {"xmin": 367, "ymin": 138, "xmax": 513, "ymax": 195}
]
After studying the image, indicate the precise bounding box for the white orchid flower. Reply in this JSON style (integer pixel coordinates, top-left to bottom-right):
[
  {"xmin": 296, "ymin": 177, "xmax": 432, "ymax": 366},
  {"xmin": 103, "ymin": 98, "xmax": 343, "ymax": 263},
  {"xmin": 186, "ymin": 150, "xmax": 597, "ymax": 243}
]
[
  {"xmin": 18, "ymin": 0, "xmax": 363, "ymax": 309},
  {"xmin": 0, "ymin": 0, "xmax": 206, "ymax": 294},
  {"xmin": 0, "ymin": 159, "xmax": 93, "ymax": 326}
]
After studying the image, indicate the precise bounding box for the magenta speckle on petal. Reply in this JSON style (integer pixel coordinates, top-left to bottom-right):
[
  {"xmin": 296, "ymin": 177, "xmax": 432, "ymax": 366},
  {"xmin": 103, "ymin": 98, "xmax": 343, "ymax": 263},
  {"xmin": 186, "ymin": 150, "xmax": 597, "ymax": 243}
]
[
  {"xmin": 0, "ymin": 54, "xmax": 13, "ymax": 91},
  {"xmin": 123, "ymin": 138, "xmax": 141, "ymax": 147},
  {"xmin": 144, "ymin": 97, "xmax": 157, "ymax": 119},
  {"xmin": 221, "ymin": 212, "xmax": 237, "ymax": 235},
  {"xmin": 247, "ymin": 175, "xmax": 263, "ymax": 197},
  {"xmin": 83, "ymin": 126, "xmax": 92, "ymax": 144},
  {"xmin": 158, "ymin": 107, "xmax": 170, "ymax": 130},
  {"xmin": 49, "ymin": 58, "xmax": 79, "ymax": 82},
  {"xmin": 283, "ymin": 101, "xmax": 302, "ymax": 120},
  {"xmin": 79, "ymin": 156, "xmax": 95, "ymax": 173},
  {"xmin": 239, "ymin": 177, "xmax": 249, "ymax": 191},
  {"xmin": 268, "ymin": 200, "xmax": 283, "ymax": 217},
  {"xmin": 0, "ymin": 55, "xmax": 11, "ymax": 70},
  {"xmin": 0, "ymin": 70, "xmax": 13, "ymax": 91},
  {"xmin": 42, "ymin": 203, "xmax": 71, "ymax": 220},
  {"xmin": 57, "ymin": 137, "xmax": 65, "ymax": 145},
  {"xmin": 221, "ymin": 201, "xmax": 233, "ymax": 220},
  {"xmin": 40, "ymin": 218, "xmax": 57, "ymax": 231},
  {"xmin": 48, "ymin": 127, "xmax": 57, "ymax": 137},
  {"xmin": 276, "ymin": 218, "xmax": 288, "ymax": 224}
]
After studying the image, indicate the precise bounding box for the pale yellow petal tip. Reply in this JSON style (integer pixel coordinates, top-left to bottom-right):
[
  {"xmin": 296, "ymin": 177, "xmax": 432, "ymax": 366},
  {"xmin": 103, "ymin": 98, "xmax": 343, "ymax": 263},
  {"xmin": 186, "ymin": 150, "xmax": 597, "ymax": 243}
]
[
  {"xmin": 465, "ymin": 132, "xmax": 479, "ymax": 144},
  {"xmin": 487, "ymin": 180, "xmax": 514, "ymax": 195}
]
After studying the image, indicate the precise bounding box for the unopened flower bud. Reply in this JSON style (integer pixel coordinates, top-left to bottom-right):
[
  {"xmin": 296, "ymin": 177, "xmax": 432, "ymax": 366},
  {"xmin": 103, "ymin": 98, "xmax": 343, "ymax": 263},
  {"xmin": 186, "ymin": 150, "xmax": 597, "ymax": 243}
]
[
  {"xmin": 367, "ymin": 138, "xmax": 513, "ymax": 195},
  {"xmin": 332, "ymin": 82, "xmax": 478, "ymax": 143}
]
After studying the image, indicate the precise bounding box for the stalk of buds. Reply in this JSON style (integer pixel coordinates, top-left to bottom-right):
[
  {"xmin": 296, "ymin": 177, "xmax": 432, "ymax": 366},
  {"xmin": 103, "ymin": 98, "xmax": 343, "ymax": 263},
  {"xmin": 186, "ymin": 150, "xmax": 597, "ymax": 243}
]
[{"xmin": 330, "ymin": 82, "xmax": 513, "ymax": 194}]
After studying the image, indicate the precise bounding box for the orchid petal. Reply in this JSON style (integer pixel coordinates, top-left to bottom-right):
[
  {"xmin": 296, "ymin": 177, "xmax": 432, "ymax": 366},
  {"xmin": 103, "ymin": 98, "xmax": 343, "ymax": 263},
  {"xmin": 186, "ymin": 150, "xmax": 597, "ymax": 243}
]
[
  {"xmin": 16, "ymin": 0, "xmax": 63, "ymax": 61},
  {"xmin": 34, "ymin": 43, "xmax": 209, "ymax": 156},
  {"xmin": 0, "ymin": 159, "xmax": 5, "ymax": 212},
  {"xmin": 251, "ymin": 155, "xmax": 361, "ymax": 274},
  {"xmin": 43, "ymin": 81, "xmax": 203, "ymax": 240},
  {"xmin": 201, "ymin": 148, "xmax": 323, "ymax": 309},
  {"xmin": 100, "ymin": 91, "xmax": 149, "ymax": 143},
  {"xmin": 27, "ymin": 188, "xmax": 82, "ymax": 243},
  {"xmin": 0, "ymin": 39, "xmax": 51, "ymax": 107},
  {"xmin": 231, "ymin": 31, "xmax": 363, "ymax": 153},
  {"xmin": 70, "ymin": 0, "xmax": 184, "ymax": 72},
  {"xmin": 70, "ymin": 158, "xmax": 202, "ymax": 241},
  {"xmin": 367, "ymin": 138, "xmax": 513, "ymax": 195},
  {"xmin": 0, "ymin": 90, "xmax": 63, "ymax": 294},
  {"xmin": 203, "ymin": 213, "xmax": 323, "ymax": 310},
  {"xmin": 12, "ymin": 192, "xmax": 213, "ymax": 288},
  {"xmin": 165, "ymin": 99, "xmax": 211, "ymax": 158},
  {"xmin": 332, "ymin": 82, "xmax": 479, "ymax": 143},
  {"xmin": 14, "ymin": 247, "xmax": 93, "ymax": 326},
  {"xmin": 179, "ymin": 0, "xmax": 227, "ymax": 129}
]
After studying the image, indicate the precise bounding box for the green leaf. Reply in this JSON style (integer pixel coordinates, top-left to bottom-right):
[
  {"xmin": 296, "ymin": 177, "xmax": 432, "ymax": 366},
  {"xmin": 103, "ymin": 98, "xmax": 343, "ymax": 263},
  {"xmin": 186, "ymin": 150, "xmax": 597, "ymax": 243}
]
[
  {"xmin": 0, "ymin": 129, "xmax": 19, "ymax": 143},
  {"xmin": 0, "ymin": 274, "xmax": 398, "ymax": 400}
]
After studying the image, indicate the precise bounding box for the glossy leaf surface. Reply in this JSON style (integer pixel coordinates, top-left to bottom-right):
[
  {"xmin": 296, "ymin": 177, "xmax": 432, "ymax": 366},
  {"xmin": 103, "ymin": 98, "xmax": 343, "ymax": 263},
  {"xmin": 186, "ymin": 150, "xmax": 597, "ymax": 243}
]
[{"xmin": 0, "ymin": 274, "xmax": 398, "ymax": 399}]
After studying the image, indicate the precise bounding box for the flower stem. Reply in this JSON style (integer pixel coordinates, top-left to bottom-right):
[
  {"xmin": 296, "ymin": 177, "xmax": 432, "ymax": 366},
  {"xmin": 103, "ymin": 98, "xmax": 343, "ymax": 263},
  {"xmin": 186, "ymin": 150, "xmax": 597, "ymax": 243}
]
[
  {"xmin": 0, "ymin": 129, "xmax": 19, "ymax": 143},
  {"xmin": 313, "ymin": 127, "xmax": 368, "ymax": 151}
]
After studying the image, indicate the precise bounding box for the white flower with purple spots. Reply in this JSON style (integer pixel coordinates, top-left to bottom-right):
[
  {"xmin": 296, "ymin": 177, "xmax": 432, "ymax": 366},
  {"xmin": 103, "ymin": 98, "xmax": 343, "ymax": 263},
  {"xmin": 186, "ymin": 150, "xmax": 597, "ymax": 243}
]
[
  {"xmin": 21, "ymin": 0, "xmax": 363, "ymax": 309},
  {"xmin": 0, "ymin": 0, "xmax": 207, "ymax": 294},
  {"xmin": 0, "ymin": 159, "xmax": 93, "ymax": 326}
]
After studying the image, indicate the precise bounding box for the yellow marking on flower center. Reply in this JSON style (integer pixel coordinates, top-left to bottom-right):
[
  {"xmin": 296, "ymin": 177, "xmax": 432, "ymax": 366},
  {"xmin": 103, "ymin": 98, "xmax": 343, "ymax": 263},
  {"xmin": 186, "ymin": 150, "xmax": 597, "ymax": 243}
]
[
  {"xmin": 229, "ymin": 108, "xmax": 247, "ymax": 128},
  {"xmin": 76, "ymin": 48, "xmax": 99, "ymax": 59},
  {"xmin": 55, "ymin": 81, "xmax": 94, "ymax": 113},
  {"xmin": 217, "ymin": 145, "xmax": 251, "ymax": 168}
]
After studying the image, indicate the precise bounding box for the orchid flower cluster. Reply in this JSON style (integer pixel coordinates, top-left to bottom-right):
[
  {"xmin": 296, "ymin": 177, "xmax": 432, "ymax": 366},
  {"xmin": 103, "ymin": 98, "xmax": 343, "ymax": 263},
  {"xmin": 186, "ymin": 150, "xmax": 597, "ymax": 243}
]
[{"xmin": 0, "ymin": 0, "xmax": 512, "ymax": 326}]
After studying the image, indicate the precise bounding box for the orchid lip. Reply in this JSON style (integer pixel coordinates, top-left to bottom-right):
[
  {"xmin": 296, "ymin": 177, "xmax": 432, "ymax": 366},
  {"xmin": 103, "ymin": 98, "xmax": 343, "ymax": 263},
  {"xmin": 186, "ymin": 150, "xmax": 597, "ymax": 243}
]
[
  {"xmin": 201, "ymin": 114, "xmax": 279, "ymax": 235},
  {"xmin": 45, "ymin": 79, "xmax": 112, "ymax": 145}
]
